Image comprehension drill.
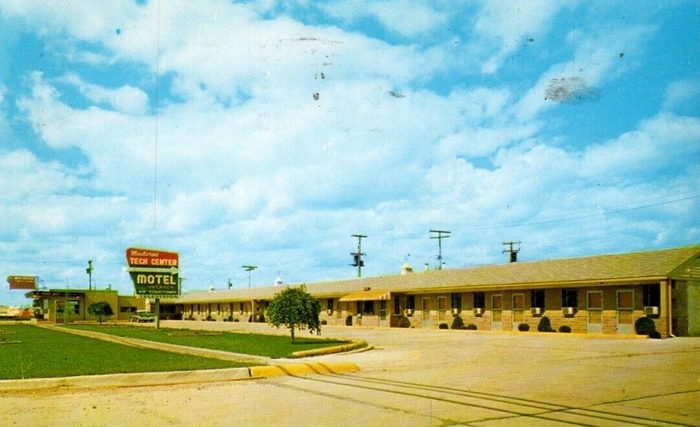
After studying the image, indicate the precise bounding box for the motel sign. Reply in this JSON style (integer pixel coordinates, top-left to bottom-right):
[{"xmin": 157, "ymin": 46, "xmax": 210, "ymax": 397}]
[{"xmin": 125, "ymin": 247, "xmax": 180, "ymax": 297}]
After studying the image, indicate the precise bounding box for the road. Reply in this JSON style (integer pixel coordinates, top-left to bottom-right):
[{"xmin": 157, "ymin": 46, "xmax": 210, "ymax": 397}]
[{"xmin": 1, "ymin": 321, "xmax": 699, "ymax": 426}]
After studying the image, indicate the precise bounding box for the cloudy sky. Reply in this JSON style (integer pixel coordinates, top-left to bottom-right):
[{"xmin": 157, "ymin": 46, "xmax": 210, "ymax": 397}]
[{"xmin": 1, "ymin": 1, "xmax": 699, "ymax": 306}]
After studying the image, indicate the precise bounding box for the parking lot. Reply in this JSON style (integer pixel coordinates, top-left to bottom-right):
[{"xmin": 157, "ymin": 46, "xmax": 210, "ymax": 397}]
[{"xmin": 2, "ymin": 322, "xmax": 699, "ymax": 426}]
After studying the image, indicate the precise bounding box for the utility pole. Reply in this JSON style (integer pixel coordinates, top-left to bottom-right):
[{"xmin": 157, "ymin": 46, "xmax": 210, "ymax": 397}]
[
  {"xmin": 242, "ymin": 265, "xmax": 257, "ymax": 287},
  {"xmin": 430, "ymin": 230, "xmax": 451, "ymax": 270},
  {"xmin": 350, "ymin": 234, "xmax": 367, "ymax": 277},
  {"xmin": 86, "ymin": 260, "xmax": 93, "ymax": 290},
  {"xmin": 502, "ymin": 241, "xmax": 521, "ymax": 263}
]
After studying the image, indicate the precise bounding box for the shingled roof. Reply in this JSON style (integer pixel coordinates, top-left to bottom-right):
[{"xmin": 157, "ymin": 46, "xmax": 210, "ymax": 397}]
[{"xmin": 171, "ymin": 244, "xmax": 700, "ymax": 303}]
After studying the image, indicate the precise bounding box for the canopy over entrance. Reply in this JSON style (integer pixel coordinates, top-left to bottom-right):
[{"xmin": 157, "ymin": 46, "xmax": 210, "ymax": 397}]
[{"xmin": 339, "ymin": 290, "xmax": 391, "ymax": 302}]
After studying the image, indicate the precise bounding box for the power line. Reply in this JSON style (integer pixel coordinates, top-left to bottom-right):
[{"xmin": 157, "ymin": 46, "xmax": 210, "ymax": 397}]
[{"xmin": 469, "ymin": 193, "xmax": 700, "ymax": 231}]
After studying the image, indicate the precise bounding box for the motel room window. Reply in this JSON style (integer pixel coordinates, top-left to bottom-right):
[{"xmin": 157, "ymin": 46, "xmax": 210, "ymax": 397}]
[
  {"xmin": 357, "ymin": 300, "xmax": 374, "ymax": 315},
  {"xmin": 327, "ymin": 298, "xmax": 334, "ymax": 313},
  {"xmin": 379, "ymin": 300, "xmax": 387, "ymax": 319},
  {"xmin": 643, "ymin": 284, "xmax": 660, "ymax": 307},
  {"xmin": 406, "ymin": 295, "xmax": 416, "ymax": 310},
  {"xmin": 473, "ymin": 292, "xmax": 485, "ymax": 309},
  {"xmin": 239, "ymin": 302, "xmax": 245, "ymax": 313},
  {"xmin": 394, "ymin": 297, "xmax": 401, "ymax": 315},
  {"xmin": 531, "ymin": 290, "xmax": 545, "ymax": 308},
  {"xmin": 561, "ymin": 289, "xmax": 578, "ymax": 308},
  {"xmin": 450, "ymin": 293, "xmax": 462, "ymax": 310}
]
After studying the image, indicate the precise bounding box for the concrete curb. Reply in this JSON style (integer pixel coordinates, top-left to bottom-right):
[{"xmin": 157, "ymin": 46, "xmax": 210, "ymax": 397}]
[{"xmin": 0, "ymin": 361, "xmax": 361, "ymax": 392}]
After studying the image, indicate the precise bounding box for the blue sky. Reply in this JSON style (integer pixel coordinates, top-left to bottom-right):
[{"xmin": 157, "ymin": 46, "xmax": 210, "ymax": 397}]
[{"xmin": 1, "ymin": 0, "xmax": 699, "ymax": 306}]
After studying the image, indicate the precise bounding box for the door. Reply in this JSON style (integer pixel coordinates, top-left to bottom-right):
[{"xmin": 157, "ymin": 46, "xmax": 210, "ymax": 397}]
[
  {"xmin": 437, "ymin": 297, "xmax": 447, "ymax": 323},
  {"xmin": 587, "ymin": 291, "xmax": 603, "ymax": 333},
  {"xmin": 617, "ymin": 290, "xmax": 634, "ymax": 334},
  {"xmin": 491, "ymin": 294, "xmax": 503, "ymax": 330},
  {"xmin": 421, "ymin": 298, "xmax": 431, "ymax": 328},
  {"xmin": 512, "ymin": 293, "xmax": 524, "ymax": 331}
]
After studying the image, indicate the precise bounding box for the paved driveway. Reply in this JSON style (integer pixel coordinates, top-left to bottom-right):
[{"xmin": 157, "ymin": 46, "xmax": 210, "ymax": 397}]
[{"xmin": 2, "ymin": 321, "xmax": 699, "ymax": 426}]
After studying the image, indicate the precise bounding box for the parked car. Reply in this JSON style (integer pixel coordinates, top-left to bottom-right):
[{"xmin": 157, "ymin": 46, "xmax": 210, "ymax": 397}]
[{"xmin": 129, "ymin": 310, "xmax": 155, "ymax": 323}]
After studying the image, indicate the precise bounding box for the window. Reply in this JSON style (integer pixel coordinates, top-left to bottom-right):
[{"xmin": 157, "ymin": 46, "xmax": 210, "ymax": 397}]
[
  {"xmin": 327, "ymin": 298, "xmax": 334, "ymax": 312},
  {"xmin": 394, "ymin": 297, "xmax": 401, "ymax": 315},
  {"xmin": 120, "ymin": 306, "xmax": 137, "ymax": 313},
  {"xmin": 239, "ymin": 302, "xmax": 245, "ymax": 312},
  {"xmin": 379, "ymin": 300, "xmax": 387, "ymax": 319},
  {"xmin": 473, "ymin": 292, "xmax": 485, "ymax": 309},
  {"xmin": 406, "ymin": 295, "xmax": 415, "ymax": 310},
  {"xmin": 643, "ymin": 284, "xmax": 660, "ymax": 307},
  {"xmin": 531, "ymin": 290, "xmax": 545, "ymax": 308},
  {"xmin": 450, "ymin": 293, "xmax": 462, "ymax": 310},
  {"xmin": 562, "ymin": 289, "xmax": 578, "ymax": 308},
  {"xmin": 357, "ymin": 300, "xmax": 374, "ymax": 315}
]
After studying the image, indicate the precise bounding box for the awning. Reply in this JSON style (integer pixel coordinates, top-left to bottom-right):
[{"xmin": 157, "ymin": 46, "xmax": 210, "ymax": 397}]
[{"xmin": 339, "ymin": 290, "xmax": 391, "ymax": 302}]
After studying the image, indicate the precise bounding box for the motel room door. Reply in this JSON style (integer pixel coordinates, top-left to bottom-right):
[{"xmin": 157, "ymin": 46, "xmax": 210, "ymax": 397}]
[
  {"xmin": 491, "ymin": 294, "xmax": 503, "ymax": 330},
  {"xmin": 587, "ymin": 291, "xmax": 603, "ymax": 333},
  {"xmin": 617, "ymin": 290, "xmax": 634, "ymax": 334},
  {"xmin": 421, "ymin": 297, "xmax": 431, "ymax": 328},
  {"xmin": 511, "ymin": 293, "xmax": 524, "ymax": 331}
]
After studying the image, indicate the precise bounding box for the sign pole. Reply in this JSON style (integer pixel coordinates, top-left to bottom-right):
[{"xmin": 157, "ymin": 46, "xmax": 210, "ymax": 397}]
[{"xmin": 155, "ymin": 298, "xmax": 160, "ymax": 330}]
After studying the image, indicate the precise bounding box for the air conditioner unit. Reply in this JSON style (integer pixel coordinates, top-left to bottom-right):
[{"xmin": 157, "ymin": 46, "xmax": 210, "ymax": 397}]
[
  {"xmin": 644, "ymin": 306, "xmax": 659, "ymax": 316},
  {"xmin": 452, "ymin": 308, "xmax": 460, "ymax": 315},
  {"xmin": 531, "ymin": 307, "xmax": 543, "ymax": 316},
  {"xmin": 405, "ymin": 308, "xmax": 414, "ymax": 316},
  {"xmin": 473, "ymin": 307, "xmax": 484, "ymax": 317},
  {"xmin": 562, "ymin": 306, "xmax": 576, "ymax": 316}
]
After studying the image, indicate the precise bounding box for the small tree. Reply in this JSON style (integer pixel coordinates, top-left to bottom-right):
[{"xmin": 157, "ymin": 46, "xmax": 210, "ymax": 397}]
[
  {"xmin": 267, "ymin": 285, "xmax": 321, "ymax": 343},
  {"xmin": 87, "ymin": 301, "xmax": 114, "ymax": 324}
]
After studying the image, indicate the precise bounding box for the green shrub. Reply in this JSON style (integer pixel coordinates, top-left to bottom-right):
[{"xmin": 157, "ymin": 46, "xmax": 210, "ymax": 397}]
[
  {"xmin": 537, "ymin": 316, "xmax": 554, "ymax": 332},
  {"xmin": 396, "ymin": 316, "xmax": 411, "ymax": 328},
  {"xmin": 518, "ymin": 323, "xmax": 529, "ymax": 331},
  {"xmin": 634, "ymin": 317, "xmax": 656, "ymax": 335},
  {"xmin": 558, "ymin": 325, "xmax": 572, "ymax": 333},
  {"xmin": 450, "ymin": 315, "xmax": 465, "ymax": 330},
  {"xmin": 466, "ymin": 324, "xmax": 477, "ymax": 330},
  {"xmin": 439, "ymin": 323, "xmax": 448, "ymax": 329},
  {"xmin": 649, "ymin": 330, "xmax": 662, "ymax": 339}
]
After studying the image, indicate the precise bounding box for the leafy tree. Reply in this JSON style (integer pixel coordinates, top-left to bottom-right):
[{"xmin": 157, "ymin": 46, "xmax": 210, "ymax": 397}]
[
  {"xmin": 87, "ymin": 301, "xmax": 114, "ymax": 324},
  {"xmin": 267, "ymin": 285, "xmax": 321, "ymax": 343}
]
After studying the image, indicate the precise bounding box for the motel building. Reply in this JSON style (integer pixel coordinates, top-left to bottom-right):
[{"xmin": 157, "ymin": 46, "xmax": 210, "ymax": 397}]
[
  {"xmin": 160, "ymin": 245, "xmax": 700, "ymax": 338},
  {"xmin": 25, "ymin": 289, "xmax": 145, "ymax": 323}
]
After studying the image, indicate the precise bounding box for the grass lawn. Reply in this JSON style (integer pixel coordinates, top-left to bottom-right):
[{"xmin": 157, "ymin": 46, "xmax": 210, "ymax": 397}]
[
  {"xmin": 66, "ymin": 324, "xmax": 348, "ymax": 358},
  {"xmin": 0, "ymin": 324, "xmax": 251, "ymax": 380}
]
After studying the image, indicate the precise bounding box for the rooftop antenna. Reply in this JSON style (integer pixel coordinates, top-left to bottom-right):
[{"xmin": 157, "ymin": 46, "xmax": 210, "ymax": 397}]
[
  {"xmin": 242, "ymin": 265, "xmax": 257, "ymax": 287},
  {"xmin": 430, "ymin": 230, "xmax": 451, "ymax": 270},
  {"xmin": 350, "ymin": 234, "xmax": 367, "ymax": 277},
  {"xmin": 502, "ymin": 241, "xmax": 521, "ymax": 263}
]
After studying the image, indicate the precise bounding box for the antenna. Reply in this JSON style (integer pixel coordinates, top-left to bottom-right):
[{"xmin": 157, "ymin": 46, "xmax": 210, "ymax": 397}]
[
  {"xmin": 242, "ymin": 265, "xmax": 257, "ymax": 287},
  {"xmin": 430, "ymin": 230, "xmax": 451, "ymax": 270},
  {"xmin": 502, "ymin": 241, "xmax": 521, "ymax": 263},
  {"xmin": 350, "ymin": 234, "xmax": 367, "ymax": 277}
]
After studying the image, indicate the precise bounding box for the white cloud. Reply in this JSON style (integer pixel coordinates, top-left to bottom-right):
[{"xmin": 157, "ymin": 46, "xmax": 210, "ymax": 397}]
[
  {"xmin": 322, "ymin": 0, "xmax": 449, "ymax": 37},
  {"xmin": 474, "ymin": 0, "xmax": 575, "ymax": 74},
  {"xmin": 61, "ymin": 74, "xmax": 149, "ymax": 115},
  {"xmin": 512, "ymin": 23, "xmax": 654, "ymax": 121},
  {"xmin": 663, "ymin": 79, "xmax": 700, "ymax": 112}
]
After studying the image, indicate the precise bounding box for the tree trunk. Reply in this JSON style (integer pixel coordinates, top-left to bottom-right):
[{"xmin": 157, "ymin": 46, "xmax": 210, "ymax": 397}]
[{"xmin": 290, "ymin": 326, "xmax": 295, "ymax": 343}]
